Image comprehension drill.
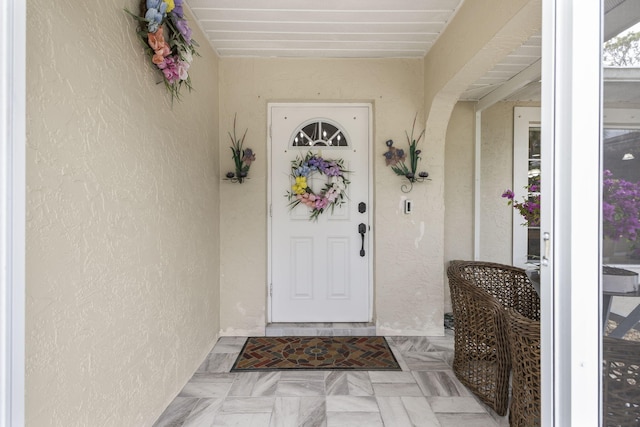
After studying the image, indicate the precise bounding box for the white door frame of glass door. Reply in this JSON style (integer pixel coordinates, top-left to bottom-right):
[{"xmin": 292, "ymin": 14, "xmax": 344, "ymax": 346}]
[
  {"xmin": 542, "ymin": 0, "xmax": 602, "ymax": 425},
  {"xmin": 1, "ymin": 1, "xmax": 27, "ymax": 426}
]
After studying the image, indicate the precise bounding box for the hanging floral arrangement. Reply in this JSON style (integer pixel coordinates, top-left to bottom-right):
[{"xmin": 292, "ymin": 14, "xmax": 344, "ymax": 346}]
[
  {"xmin": 286, "ymin": 152, "xmax": 350, "ymax": 221},
  {"xmin": 126, "ymin": 0, "xmax": 199, "ymax": 102}
]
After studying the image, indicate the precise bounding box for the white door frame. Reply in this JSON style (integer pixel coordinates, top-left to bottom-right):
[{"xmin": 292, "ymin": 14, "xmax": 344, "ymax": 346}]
[
  {"xmin": 1, "ymin": 0, "xmax": 26, "ymax": 425},
  {"xmin": 266, "ymin": 102, "xmax": 374, "ymax": 323},
  {"xmin": 541, "ymin": 0, "xmax": 602, "ymax": 425},
  {"xmin": 513, "ymin": 107, "xmax": 541, "ymax": 268}
]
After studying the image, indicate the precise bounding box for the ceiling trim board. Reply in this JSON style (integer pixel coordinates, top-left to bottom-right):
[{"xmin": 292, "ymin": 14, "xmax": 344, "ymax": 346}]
[{"xmin": 475, "ymin": 59, "xmax": 541, "ymax": 111}]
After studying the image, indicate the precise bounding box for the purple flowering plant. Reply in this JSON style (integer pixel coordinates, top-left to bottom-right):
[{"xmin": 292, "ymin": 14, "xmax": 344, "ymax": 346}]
[
  {"xmin": 126, "ymin": 0, "xmax": 200, "ymax": 102},
  {"xmin": 602, "ymin": 170, "xmax": 640, "ymax": 242},
  {"xmin": 503, "ymin": 171, "xmax": 640, "ymax": 256},
  {"xmin": 502, "ymin": 177, "xmax": 541, "ymax": 227}
]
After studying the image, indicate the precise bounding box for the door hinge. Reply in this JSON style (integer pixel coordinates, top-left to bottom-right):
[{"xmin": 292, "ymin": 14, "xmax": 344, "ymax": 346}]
[
  {"xmin": 269, "ymin": 283, "xmax": 273, "ymax": 296},
  {"xmin": 269, "ymin": 204, "xmax": 272, "ymax": 217},
  {"xmin": 269, "ymin": 124, "xmax": 272, "ymax": 139}
]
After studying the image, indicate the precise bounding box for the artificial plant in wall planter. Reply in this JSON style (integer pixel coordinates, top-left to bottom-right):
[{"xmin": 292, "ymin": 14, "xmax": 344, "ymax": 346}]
[
  {"xmin": 383, "ymin": 114, "xmax": 429, "ymax": 193},
  {"xmin": 225, "ymin": 115, "xmax": 255, "ymax": 183}
]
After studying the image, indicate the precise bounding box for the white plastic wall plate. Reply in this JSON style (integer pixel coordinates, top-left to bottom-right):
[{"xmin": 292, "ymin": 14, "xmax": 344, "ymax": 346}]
[{"xmin": 404, "ymin": 199, "xmax": 412, "ymax": 214}]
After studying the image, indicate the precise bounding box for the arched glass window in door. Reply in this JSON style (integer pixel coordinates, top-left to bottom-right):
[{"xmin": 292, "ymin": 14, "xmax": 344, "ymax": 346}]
[{"xmin": 291, "ymin": 119, "xmax": 349, "ymax": 147}]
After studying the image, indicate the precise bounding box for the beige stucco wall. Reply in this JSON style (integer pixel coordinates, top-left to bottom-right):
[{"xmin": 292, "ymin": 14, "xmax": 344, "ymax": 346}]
[
  {"xmin": 422, "ymin": 0, "xmax": 540, "ymax": 313},
  {"xmin": 443, "ymin": 102, "xmax": 476, "ymax": 311},
  {"xmin": 478, "ymin": 101, "xmax": 540, "ymax": 264},
  {"xmin": 480, "ymin": 102, "xmax": 520, "ymax": 264},
  {"xmin": 217, "ymin": 58, "xmax": 444, "ymax": 336},
  {"xmin": 25, "ymin": 1, "xmax": 221, "ymax": 425},
  {"xmin": 216, "ymin": 0, "xmax": 541, "ymax": 337},
  {"xmin": 442, "ymin": 102, "xmax": 544, "ymax": 310}
]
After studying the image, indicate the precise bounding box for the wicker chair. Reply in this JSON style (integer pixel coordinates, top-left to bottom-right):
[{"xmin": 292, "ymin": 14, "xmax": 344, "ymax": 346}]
[
  {"xmin": 603, "ymin": 337, "xmax": 640, "ymax": 426},
  {"xmin": 447, "ymin": 261, "xmax": 540, "ymax": 416},
  {"xmin": 506, "ymin": 309, "xmax": 541, "ymax": 426}
]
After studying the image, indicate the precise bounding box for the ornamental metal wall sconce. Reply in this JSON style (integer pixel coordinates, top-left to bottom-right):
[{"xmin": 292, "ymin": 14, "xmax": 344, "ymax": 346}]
[
  {"xmin": 224, "ymin": 114, "xmax": 255, "ymax": 183},
  {"xmin": 383, "ymin": 115, "xmax": 430, "ymax": 193}
]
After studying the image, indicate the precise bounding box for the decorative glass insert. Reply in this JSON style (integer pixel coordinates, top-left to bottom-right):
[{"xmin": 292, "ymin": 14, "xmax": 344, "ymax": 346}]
[
  {"xmin": 291, "ymin": 120, "xmax": 349, "ymax": 147},
  {"xmin": 527, "ymin": 127, "xmax": 541, "ymax": 263}
]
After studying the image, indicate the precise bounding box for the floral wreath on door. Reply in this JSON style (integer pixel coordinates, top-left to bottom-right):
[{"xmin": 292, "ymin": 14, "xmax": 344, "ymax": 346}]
[{"xmin": 286, "ymin": 152, "xmax": 350, "ymax": 221}]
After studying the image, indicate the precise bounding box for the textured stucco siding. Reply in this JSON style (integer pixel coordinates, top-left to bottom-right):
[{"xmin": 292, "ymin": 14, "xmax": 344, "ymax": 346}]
[
  {"xmin": 479, "ymin": 102, "xmax": 540, "ymax": 265},
  {"xmin": 20, "ymin": 0, "xmax": 542, "ymax": 422},
  {"xmin": 217, "ymin": 58, "xmax": 444, "ymax": 336},
  {"xmin": 443, "ymin": 102, "xmax": 476, "ymax": 312},
  {"xmin": 479, "ymin": 102, "xmax": 515, "ymax": 264},
  {"xmin": 25, "ymin": 1, "xmax": 221, "ymax": 425}
]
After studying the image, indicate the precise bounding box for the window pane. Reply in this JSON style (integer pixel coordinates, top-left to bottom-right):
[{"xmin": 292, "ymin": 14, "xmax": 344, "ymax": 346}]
[
  {"xmin": 528, "ymin": 227, "xmax": 540, "ymax": 262},
  {"xmin": 292, "ymin": 120, "xmax": 349, "ymax": 147},
  {"xmin": 601, "ymin": 11, "xmax": 640, "ymax": 427},
  {"xmin": 529, "ymin": 127, "xmax": 541, "ymax": 158},
  {"xmin": 528, "ymin": 160, "xmax": 541, "ymax": 188},
  {"xmin": 603, "ymin": 129, "xmax": 640, "ymax": 264},
  {"xmin": 528, "ymin": 127, "xmax": 541, "ymax": 263}
]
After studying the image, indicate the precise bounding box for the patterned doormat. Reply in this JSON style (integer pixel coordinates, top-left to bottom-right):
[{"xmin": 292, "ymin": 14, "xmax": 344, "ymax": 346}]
[{"xmin": 231, "ymin": 336, "xmax": 401, "ymax": 372}]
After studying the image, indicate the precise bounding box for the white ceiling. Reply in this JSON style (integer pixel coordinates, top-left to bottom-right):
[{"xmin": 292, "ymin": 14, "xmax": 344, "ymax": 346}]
[
  {"xmin": 463, "ymin": 0, "xmax": 640, "ymax": 105},
  {"xmin": 186, "ymin": 0, "xmax": 640, "ymax": 106},
  {"xmin": 460, "ymin": 35, "xmax": 541, "ymax": 101},
  {"xmin": 187, "ymin": 0, "xmax": 464, "ymax": 58}
]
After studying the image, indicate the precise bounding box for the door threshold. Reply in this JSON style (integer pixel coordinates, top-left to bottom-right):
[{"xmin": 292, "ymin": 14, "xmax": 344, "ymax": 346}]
[{"xmin": 265, "ymin": 322, "xmax": 376, "ymax": 337}]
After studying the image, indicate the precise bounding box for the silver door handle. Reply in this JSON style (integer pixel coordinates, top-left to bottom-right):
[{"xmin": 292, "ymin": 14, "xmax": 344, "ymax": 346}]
[{"xmin": 542, "ymin": 232, "xmax": 550, "ymax": 266}]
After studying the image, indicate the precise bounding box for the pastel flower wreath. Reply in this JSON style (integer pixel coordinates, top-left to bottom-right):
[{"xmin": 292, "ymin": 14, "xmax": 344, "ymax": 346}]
[
  {"xmin": 286, "ymin": 152, "xmax": 350, "ymax": 221},
  {"xmin": 126, "ymin": 0, "xmax": 199, "ymax": 102}
]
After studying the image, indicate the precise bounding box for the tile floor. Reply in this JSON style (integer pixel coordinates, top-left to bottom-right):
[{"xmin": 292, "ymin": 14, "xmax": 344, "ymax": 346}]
[{"xmin": 152, "ymin": 332, "xmax": 509, "ymax": 427}]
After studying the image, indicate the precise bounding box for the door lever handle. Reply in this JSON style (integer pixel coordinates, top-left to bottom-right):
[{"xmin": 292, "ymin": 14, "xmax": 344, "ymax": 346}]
[
  {"xmin": 358, "ymin": 223, "xmax": 366, "ymax": 257},
  {"xmin": 542, "ymin": 232, "xmax": 550, "ymax": 266}
]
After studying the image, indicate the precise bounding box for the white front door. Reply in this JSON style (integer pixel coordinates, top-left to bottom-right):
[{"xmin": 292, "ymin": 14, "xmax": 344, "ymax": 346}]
[{"xmin": 269, "ymin": 103, "xmax": 371, "ymax": 322}]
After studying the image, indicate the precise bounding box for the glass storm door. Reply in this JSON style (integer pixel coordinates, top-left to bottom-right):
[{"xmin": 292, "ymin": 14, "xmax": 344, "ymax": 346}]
[
  {"xmin": 600, "ymin": 6, "xmax": 640, "ymax": 426},
  {"xmin": 513, "ymin": 107, "xmax": 542, "ymax": 268},
  {"xmin": 268, "ymin": 104, "xmax": 371, "ymax": 322}
]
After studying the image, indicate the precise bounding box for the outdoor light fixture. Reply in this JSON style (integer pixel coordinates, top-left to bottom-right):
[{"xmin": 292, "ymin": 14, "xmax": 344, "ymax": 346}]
[{"xmin": 622, "ymin": 153, "xmax": 635, "ymax": 160}]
